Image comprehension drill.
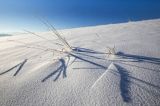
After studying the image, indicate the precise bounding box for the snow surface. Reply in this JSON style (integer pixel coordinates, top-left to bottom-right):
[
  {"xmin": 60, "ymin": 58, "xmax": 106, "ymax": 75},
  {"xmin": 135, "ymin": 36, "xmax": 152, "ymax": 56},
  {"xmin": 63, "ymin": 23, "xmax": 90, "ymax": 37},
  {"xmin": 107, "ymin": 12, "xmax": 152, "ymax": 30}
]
[{"xmin": 0, "ymin": 19, "xmax": 160, "ymax": 106}]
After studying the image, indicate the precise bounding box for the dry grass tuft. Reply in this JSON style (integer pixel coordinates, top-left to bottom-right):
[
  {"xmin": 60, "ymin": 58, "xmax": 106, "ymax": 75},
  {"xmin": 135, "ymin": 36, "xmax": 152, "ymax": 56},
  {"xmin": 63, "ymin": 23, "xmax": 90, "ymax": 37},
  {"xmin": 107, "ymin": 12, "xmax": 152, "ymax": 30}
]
[{"xmin": 106, "ymin": 45, "xmax": 116, "ymax": 57}]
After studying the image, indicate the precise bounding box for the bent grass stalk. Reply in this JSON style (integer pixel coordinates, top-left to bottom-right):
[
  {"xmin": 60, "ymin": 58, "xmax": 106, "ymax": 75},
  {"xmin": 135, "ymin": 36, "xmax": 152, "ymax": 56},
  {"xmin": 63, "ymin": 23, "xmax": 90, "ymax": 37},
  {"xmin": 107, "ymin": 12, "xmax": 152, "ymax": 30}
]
[
  {"xmin": 39, "ymin": 18, "xmax": 72, "ymax": 51},
  {"xmin": 23, "ymin": 30, "xmax": 64, "ymax": 47}
]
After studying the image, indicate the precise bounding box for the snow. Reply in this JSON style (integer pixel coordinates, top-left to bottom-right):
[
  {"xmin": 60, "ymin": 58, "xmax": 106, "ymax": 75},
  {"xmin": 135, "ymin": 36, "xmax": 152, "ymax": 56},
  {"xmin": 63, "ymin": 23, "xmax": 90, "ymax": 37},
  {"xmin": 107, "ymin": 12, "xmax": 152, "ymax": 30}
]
[{"xmin": 0, "ymin": 19, "xmax": 160, "ymax": 106}]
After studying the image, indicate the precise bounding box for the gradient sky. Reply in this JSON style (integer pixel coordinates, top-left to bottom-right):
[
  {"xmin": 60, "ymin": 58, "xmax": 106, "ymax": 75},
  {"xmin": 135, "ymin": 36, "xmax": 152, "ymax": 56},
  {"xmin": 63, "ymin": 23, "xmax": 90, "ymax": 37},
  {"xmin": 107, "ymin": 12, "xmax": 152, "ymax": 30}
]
[{"xmin": 0, "ymin": 0, "xmax": 160, "ymax": 33}]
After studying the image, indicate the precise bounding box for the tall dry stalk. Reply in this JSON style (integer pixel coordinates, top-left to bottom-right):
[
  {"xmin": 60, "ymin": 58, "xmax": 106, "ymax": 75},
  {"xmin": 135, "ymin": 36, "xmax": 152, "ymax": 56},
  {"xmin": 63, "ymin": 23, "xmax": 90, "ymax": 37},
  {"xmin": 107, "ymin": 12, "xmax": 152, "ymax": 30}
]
[{"xmin": 39, "ymin": 19, "xmax": 72, "ymax": 51}]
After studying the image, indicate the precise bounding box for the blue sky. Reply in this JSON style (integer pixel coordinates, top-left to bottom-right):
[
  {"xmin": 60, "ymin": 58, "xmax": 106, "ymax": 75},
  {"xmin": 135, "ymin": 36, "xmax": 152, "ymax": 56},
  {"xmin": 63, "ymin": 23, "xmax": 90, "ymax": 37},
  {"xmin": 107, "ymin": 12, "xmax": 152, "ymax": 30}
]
[{"xmin": 0, "ymin": 0, "xmax": 160, "ymax": 33}]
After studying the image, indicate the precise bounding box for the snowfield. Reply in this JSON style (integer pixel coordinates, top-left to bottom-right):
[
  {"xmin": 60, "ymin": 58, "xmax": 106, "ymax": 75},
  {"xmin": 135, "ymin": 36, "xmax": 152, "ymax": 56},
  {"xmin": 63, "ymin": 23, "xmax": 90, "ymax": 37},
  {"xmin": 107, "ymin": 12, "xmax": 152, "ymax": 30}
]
[{"xmin": 0, "ymin": 19, "xmax": 160, "ymax": 106}]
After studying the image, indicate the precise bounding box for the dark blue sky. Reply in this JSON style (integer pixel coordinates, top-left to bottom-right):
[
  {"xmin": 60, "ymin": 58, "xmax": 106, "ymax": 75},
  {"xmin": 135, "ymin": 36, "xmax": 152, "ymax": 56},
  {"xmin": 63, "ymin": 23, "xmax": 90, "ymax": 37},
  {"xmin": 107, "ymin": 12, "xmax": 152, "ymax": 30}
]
[{"xmin": 0, "ymin": 0, "xmax": 160, "ymax": 33}]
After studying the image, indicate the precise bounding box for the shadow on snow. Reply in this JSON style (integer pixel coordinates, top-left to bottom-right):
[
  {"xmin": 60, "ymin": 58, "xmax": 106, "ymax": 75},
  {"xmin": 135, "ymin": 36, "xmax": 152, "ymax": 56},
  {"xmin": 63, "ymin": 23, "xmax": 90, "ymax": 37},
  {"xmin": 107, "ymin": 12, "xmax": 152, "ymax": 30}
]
[
  {"xmin": 110, "ymin": 64, "xmax": 132, "ymax": 102},
  {"xmin": 41, "ymin": 47, "xmax": 107, "ymax": 82},
  {"xmin": 41, "ymin": 58, "xmax": 67, "ymax": 82},
  {"xmin": 117, "ymin": 52, "xmax": 160, "ymax": 65},
  {"xmin": 0, "ymin": 59, "xmax": 27, "ymax": 76},
  {"xmin": 110, "ymin": 64, "xmax": 160, "ymax": 102}
]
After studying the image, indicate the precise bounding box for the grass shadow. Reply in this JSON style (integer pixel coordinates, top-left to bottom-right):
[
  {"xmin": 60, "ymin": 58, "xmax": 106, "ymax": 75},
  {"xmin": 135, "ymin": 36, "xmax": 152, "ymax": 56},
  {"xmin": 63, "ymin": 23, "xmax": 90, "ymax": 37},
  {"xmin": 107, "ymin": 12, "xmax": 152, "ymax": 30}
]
[
  {"xmin": 69, "ymin": 53, "xmax": 106, "ymax": 69},
  {"xmin": 72, "ymin": 47, "xmax": 105, "ymax": 54},
  {"xmin": 117, "ymin": 52, "xmax": 160, "ymax": 65},
  {"xmin": 73, "ymin": 67, "xmax": 103, "ymax": 70},
  {"xmin": 75, "ymin": 52, "xmax": 106, "ymax": 60},
  {"xmin": 13, "ymin": 59, "xmax": 28, "ymax": 76},
  {"xmin": 42, "ymin": 47, "xmax": 107, "ymax": 82},
  {"xmin": 117, "ymin": 61, "xmax": 160, "ymax": 72},
  {"xmin": 41, "ymin": 58, "xmax": 67, "ymax": 82},
  {"xmin": 110, "ymin": 64, "xmax": 160, "ymax": 102},
  {"xmin": 0, "ymin": 59, "xmax": 27, "ymax": 76},
  {"xmin": 112, "ymin": 64, "xmax": 132, "ymax": 102},
  {"xmin": 69, "ymin": 47, "xmax": 107, "ymax": 69}
]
